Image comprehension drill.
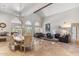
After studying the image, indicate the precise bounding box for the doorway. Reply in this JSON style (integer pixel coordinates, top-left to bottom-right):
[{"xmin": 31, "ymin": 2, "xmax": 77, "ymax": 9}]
[{"xmin": 71, "ymin": 23, "xmax": 79, "ymax": 44}]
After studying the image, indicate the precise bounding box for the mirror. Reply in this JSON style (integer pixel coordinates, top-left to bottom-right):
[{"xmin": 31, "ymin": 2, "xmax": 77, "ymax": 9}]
[{"xmin": 0, "ymin": 23, "xmax": 6, "ymax": 28}]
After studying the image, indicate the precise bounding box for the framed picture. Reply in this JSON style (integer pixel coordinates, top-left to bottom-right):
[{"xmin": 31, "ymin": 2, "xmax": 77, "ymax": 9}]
[
  {"xmin": 0, "ymin": 23, "xmax": 6, "ymax": 28},
  {"xmin": 45, "ymin": 23, "xmax": 50, "ymax": 32}
]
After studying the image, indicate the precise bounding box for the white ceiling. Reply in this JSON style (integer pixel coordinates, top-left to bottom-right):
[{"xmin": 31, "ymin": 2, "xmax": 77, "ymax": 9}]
[
  {"xmin": 0, "ymin": 3, "xmax": 48, "ymax": 17},
  {"xmin": 0, "ymin": 3, "xmax": 79, "ymax": 18},
  {"xmin": 41, "ymin": 3, "xmax": 79, "ymax": 16}
]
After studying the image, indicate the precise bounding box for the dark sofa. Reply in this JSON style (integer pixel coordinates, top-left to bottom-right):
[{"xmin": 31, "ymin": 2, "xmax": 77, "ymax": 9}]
[
  {"xmin": 55, "ymin": 33, "xmax": 60, "ymax": 39},
  {"xmin": 34, "ymin": 33, "xmax": 45, "ymax": 38},
  {"xmin": 59, "ymin": 34, "xmax": 70, "ymax": 43},
  {"xmin": 46, "ymin": 33, "xmax": 53, "ymax": 39}
]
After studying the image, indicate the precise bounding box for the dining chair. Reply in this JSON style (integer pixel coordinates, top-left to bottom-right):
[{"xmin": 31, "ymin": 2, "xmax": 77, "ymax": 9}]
[
  {"xmin": 20, "ymin": 35, "xmax": 33, "ymax": 52},
  {"xmin": 9, "ymin": 35, "xmax": 20, "ymax": 51},
  {"xmin": 9, "ymin": 36, "xmax": 16, "ymax": 51}
]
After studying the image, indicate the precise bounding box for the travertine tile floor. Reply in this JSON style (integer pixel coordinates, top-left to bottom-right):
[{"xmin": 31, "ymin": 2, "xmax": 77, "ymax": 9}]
[{"xmin": 0, "ymin": 38, "xmax": 79, "ymax": 56}]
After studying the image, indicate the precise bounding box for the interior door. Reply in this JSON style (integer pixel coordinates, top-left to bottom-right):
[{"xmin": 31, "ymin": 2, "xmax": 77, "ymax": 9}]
[
  {"xmin": 76, "ymin": 26, "xmax": 79, "ymax": 44},
  {"xmin": 71, "ymin": 23, "xmax": 79, "ymax": 44},
  {"xmin": 71, "ymin": 25, "xmax": 77, "ymax": 43}
]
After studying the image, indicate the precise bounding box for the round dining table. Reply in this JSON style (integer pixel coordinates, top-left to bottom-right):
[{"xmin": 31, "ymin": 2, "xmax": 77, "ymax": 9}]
[{"xmin": 13, "ymin": 35, "xmax": 24, "ymax": 45}]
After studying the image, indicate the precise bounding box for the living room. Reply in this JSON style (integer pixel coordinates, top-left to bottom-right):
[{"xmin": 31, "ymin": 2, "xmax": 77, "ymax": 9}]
[{"xmin": 0, "ymin": 3, "xmax": 79, "ymax": 56}]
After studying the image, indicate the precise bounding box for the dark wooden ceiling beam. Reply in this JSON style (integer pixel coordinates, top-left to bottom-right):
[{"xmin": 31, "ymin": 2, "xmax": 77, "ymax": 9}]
[{"xmin": 34, "ymin": 3, "xmax": 53, "ymax": 13}]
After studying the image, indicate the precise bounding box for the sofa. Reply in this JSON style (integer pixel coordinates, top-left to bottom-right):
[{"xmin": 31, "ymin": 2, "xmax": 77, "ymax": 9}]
[
  {"xmin": 59, "ymin": 34, "xmax": 70, "ymax": 43},
  {"xmin": 46, "ymin": 33, "xmax": 53, "ymax": 39},
  {"xmin": 0, "ymin": 32, "xmax": 8, "ymax": 36},
  {"xmin": 34, "ymin": 33, "xmax": 45, "ymax": 38},
  {"xmin": 0, "ymin": 32, "xmax": 8, "ymax": 42},
  {"xmin": 55, "ymin": 33, "xmax": 60, "ymax": 39}
]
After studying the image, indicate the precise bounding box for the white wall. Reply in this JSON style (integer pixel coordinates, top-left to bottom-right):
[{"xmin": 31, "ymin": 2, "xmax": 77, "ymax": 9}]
[
  {"xmin": 0, "ymin": 12, "xmax": 42, "ymax": 33},
  {"xmin": 0, "ymin": 13, "xmax": 13, "ymax": 32},
  {"xmin": 25, "ymin": 13, "xmax": 42, "ymax": 25},
  {"xmin": 43, "ymin": 7, "xmax": 79, "ymax": 34},
  {"xmin": 24, "ymin": 13, "xmax": 42, "ymax": 33}
]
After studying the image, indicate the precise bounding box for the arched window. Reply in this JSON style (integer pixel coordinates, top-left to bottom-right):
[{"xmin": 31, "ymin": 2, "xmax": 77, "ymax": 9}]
[
  {"xmin": 35, "ymin": 22, "xmax": 40, "ymax": 26},
  {"xmin": 11, "ymin": 18, "xmax": 22, "ymax": 34},
  {"xmin": 25, "ymin": 21, "xmax": 32, "ymax": 34},
  {"xmin": 35, "ymin": 22, "xmax": 41, "ymax": 33},
  {"xmin": 11, "ymin": 19, "xmax": 21, "ymax": 24},
  {"xmin": 25, "ymin": 21, "xmax": 32, "ymax": 26}
]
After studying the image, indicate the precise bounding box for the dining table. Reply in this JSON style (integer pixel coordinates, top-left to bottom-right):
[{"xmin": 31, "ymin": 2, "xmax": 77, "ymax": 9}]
[
  {"xmin": 12, "ymin": 35, "xmax": 25, "ymax": 51},
  {"xmin": 13, "ymin": 35, "xmax": 24, "ymax": 44}
]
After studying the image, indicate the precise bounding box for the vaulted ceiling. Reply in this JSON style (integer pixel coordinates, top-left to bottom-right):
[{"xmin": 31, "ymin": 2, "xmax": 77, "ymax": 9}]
[
  {"xmin": 0, "ymin": 3, "xmax": 48, "ymax": 17},
  {"xmin": 41, "ymin": 3, "xmax": 79, "ymax": 17},
  {"xmin": 0, "ymin": 3, "xmax": 79, "ymax": 19}
]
